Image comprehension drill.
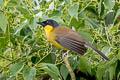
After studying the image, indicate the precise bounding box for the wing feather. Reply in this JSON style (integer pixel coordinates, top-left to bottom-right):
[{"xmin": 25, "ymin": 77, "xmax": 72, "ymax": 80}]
[
  {"xmin": 63, "ymin": 38, "xmax": 86, "ymax": 51},
  {"xmin": 55, "ymin": 32, "xmax": 87, "ymax": 55}
]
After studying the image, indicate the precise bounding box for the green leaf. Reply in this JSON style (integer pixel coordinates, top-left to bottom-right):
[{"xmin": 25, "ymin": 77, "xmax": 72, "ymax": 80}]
[
  {"xmin": 68, "ymin": 57, "xmax": 79, "ymax": 70},
  {"xmin": 60, "ymin": 65, "xmax": 68, "ymax": 80},
  {"xmin": 7, "ymin": 0, "xmax": 21, "ymax": 7},
  {"xmin": 9, "ymin": 63, "xmax": 24, "ymax": 77},
  {"xmin": 101, "ymin": 45, "xmax": 111, "ymax": 55},
  {"xmin": 40, "ymin": 53, "xmax": 56, "ymax": 64},
  {"xmin": 0, "ymin": 0, "xmax": 3, "ymax": 8},
  {"xmin": 114, "ymin": 9, "xmax": 120, "ymax": 22},
  {"xmin": 33, "ymin": 10, "xmax": 40, "ymax": 15},
  {"xmin": 86, "ymin": 6, "xmax": 97, "ymax": 16},
  {"xmin": 0, "ymin": 36, "xmax": 8, "ymax": 51},
  {"xmin": 48, "ymin": 10, "xmax": 61, "ymax": 17},
  {"xmin": 98, "ymin": 1, "xmax": 101, "ymax": 16},
  {"xmin": 31, "ymin": 56, "xmax": 40, "ymax": 64},
  {"xmin": 17, "ymin": 7, "xmax": 31, "ymax": 19},
  {"xmin": 111, "ymin": 24, "xmax": 118, "ymax": 32},
  {"xmin": 69, "ymin": 18, "xmax": 80, "ymax": 29},
  {"xmin": 96, "ymin": 57, "xmax": 117, "ymax": 80},
  {"xmin": 0, "ymin": 11, "xmax": 7, "ymax": 33},
  {"xmin": 17, "ymin": 7, "xmax": 29, "ymax": 15},
  {"xmin": 117, "ymin": 71, "xmax": 120, "ymax": 80},
  {"xmin": 29, "ymin": 17, "xmax": 38, "ymax": 31},
  {"xmin": 86, "ymin": 18, "xmax": 100, "ymax": 28},
  {"xmin": 96, "ymin": 66, "xmax": 106, "ymax": 80},
  {"xmin": 108, "ymin": 62, "xmax": 117, "ymax": 80},
  {"xmin": 23, "ymin": 66, "xmax": 36, "ymax": 80},
  {"xmin": 117, "ymin": 50, "xmax": 120, "ymax": 60},
  {"xmin": 104, "ymin": 0, "xmax": 115, "ymax": 10},
  {"xmin": 68, "ymin": 3, "xmax": 79, "ymax": 20},
  {"xmin": 0, "ymin": 74, "xmax": 7, "ymax": 80},
  {"xmin": 79, "ymin": 31, "xmax": 92, "ymax": 42},
  {"xmin": 14, "ymin": 22, "xmax": 28, "ymax": 35},
  {"xmin": 50, "ymin": 17, "xmax": 65, "ymax": 25},
  {"xmin": 39, "ymin": 63, "xmax": 61, "ymax": 80},
  {"xmin": 105, "ymin": 11, "xmax": 114, "ymax": 26},
  {"xmin": 7, "ymin": 76, "xmax": 16, "ymax": 80},
  {"xmin": 79, "ymin": 11, "xmax": 87, "ymax": 18},
  {"xmin": 78, "ymin": 56, "xmax": 91, "ymax": 75},
  {"xmin": 65, "ymin": 0, "xmax": 70, "ymax": 4}
]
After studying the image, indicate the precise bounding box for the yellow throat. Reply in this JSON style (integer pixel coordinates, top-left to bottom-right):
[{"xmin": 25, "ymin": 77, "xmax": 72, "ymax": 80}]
[
  {"xmin": 44, "ymin": 25, "xmax": 67, "ymax": 50},
  {"xmin": 44, "ymin": 25, "xmax": 53, "ymax": 38}
]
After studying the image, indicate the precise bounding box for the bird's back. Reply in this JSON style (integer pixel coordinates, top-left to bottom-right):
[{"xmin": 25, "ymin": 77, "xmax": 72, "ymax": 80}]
[{"xmin": 53, "ymin": 26, "xmax": 87, "ymax": 55}]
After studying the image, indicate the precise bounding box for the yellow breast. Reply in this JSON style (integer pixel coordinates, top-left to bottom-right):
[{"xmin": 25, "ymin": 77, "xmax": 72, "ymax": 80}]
[{"xmin": 44, "ymin": 25, "xmax": 67, "ymax": 50}]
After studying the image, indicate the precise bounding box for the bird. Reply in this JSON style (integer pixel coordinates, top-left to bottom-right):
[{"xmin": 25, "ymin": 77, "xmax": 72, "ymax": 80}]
[{"xmin": 37, "ymin": 19, "xmax": 109, "ymax": 60}]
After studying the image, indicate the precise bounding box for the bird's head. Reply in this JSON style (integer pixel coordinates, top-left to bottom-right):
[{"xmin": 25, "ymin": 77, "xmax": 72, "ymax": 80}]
[{"xmin": 37, "ymin": 19, "xmax": 59, "ymax": 28}]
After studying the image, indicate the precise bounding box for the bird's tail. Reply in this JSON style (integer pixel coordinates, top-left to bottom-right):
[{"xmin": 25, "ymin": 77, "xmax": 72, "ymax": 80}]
[{"xmin": 85, "ymin": 42, "xmax": 109, "ymax": 60}]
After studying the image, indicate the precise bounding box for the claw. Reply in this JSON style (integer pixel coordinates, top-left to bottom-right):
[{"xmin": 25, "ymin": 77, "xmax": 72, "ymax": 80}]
[{"xmin": 62, "ymin": 50, "xmax": 69, "ymax": 59}]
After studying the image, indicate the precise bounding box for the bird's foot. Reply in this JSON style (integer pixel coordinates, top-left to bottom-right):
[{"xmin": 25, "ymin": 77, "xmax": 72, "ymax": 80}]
[{"xmin": 62, "ymin": 50, "xmax": 69, "ymax": 59}]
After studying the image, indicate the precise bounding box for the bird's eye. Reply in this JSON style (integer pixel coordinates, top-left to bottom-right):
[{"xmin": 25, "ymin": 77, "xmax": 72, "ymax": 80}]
[{"xmin": 46, "ymin": 21, "xmax": 49, "ymax": 24}]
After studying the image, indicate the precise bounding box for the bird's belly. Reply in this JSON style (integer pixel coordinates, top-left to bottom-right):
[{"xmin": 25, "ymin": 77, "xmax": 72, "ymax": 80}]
[
  {"xmin": 46, "ymin": 32, "xmax": 67, "ymax": 50},
  {"xmin": 50, "ymin": 40, "xmax": 68, "ymax": 50}
]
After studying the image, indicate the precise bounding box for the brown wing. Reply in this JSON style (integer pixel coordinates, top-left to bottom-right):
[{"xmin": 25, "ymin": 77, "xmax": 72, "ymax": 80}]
[
  {"xmin": 54, "ymin": 26, "xmax": 87, "ymax": 55},
  {"xmin": 53, "ymin": 26, "xmax": 109, "ymax": 60}
]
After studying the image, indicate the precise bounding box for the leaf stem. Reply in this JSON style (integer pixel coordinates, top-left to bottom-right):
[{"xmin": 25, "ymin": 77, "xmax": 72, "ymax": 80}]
[{"xmin": 79, "ymin": 1, "xmax": 92, "ymax": 14}]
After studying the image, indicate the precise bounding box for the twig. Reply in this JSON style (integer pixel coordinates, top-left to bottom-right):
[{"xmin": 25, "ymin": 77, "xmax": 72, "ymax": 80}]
[
  {"xmin": 0, "ymin": 55, "xmax": 26, "ymax": 73},
  {"xmin": 64, "ymin": 55, "xmax": 76, "ymax": 80},
  {"xmin": 0, "ymin": 55, "xmax": 12, "ymax": 61}
]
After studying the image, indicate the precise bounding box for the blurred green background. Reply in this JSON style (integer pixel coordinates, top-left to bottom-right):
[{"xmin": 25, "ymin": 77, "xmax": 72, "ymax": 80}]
[{"xmin": 0, "ymin": 0, "xmax": 120, "ymax": 80}]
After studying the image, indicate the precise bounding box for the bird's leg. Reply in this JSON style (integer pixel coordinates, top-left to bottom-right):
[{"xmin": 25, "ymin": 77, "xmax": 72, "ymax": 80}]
[
  {"xmin": 61, "ymin": 50, "xmax": 69, "ymax": 59},
  {"xmin": 60, "ymin": 50, "xmax": 67, "ymax": 53}
]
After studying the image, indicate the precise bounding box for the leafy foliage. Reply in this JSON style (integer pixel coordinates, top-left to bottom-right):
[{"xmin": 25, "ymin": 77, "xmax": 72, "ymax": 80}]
[{"xmin": 0, "ymin": 0, "xmax": 120, "ymax": 80}]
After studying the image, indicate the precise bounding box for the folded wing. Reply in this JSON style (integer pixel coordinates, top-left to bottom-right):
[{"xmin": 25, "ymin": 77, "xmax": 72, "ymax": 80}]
[{"xmin": 55, "ymin": 31, "xmax": 87, "ymax": 55}]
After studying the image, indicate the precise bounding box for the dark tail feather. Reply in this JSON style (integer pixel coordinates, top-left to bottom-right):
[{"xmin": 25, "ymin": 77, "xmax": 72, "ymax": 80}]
[{"xmin": 85, "ymin": 42, "xmax": 109, "ymax": 60}]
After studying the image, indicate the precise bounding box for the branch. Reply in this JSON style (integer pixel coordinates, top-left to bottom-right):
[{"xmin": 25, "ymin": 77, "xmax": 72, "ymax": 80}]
[{"xmin": 64, "ymin": 55, "xmax": 76, "ymax": 80}]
